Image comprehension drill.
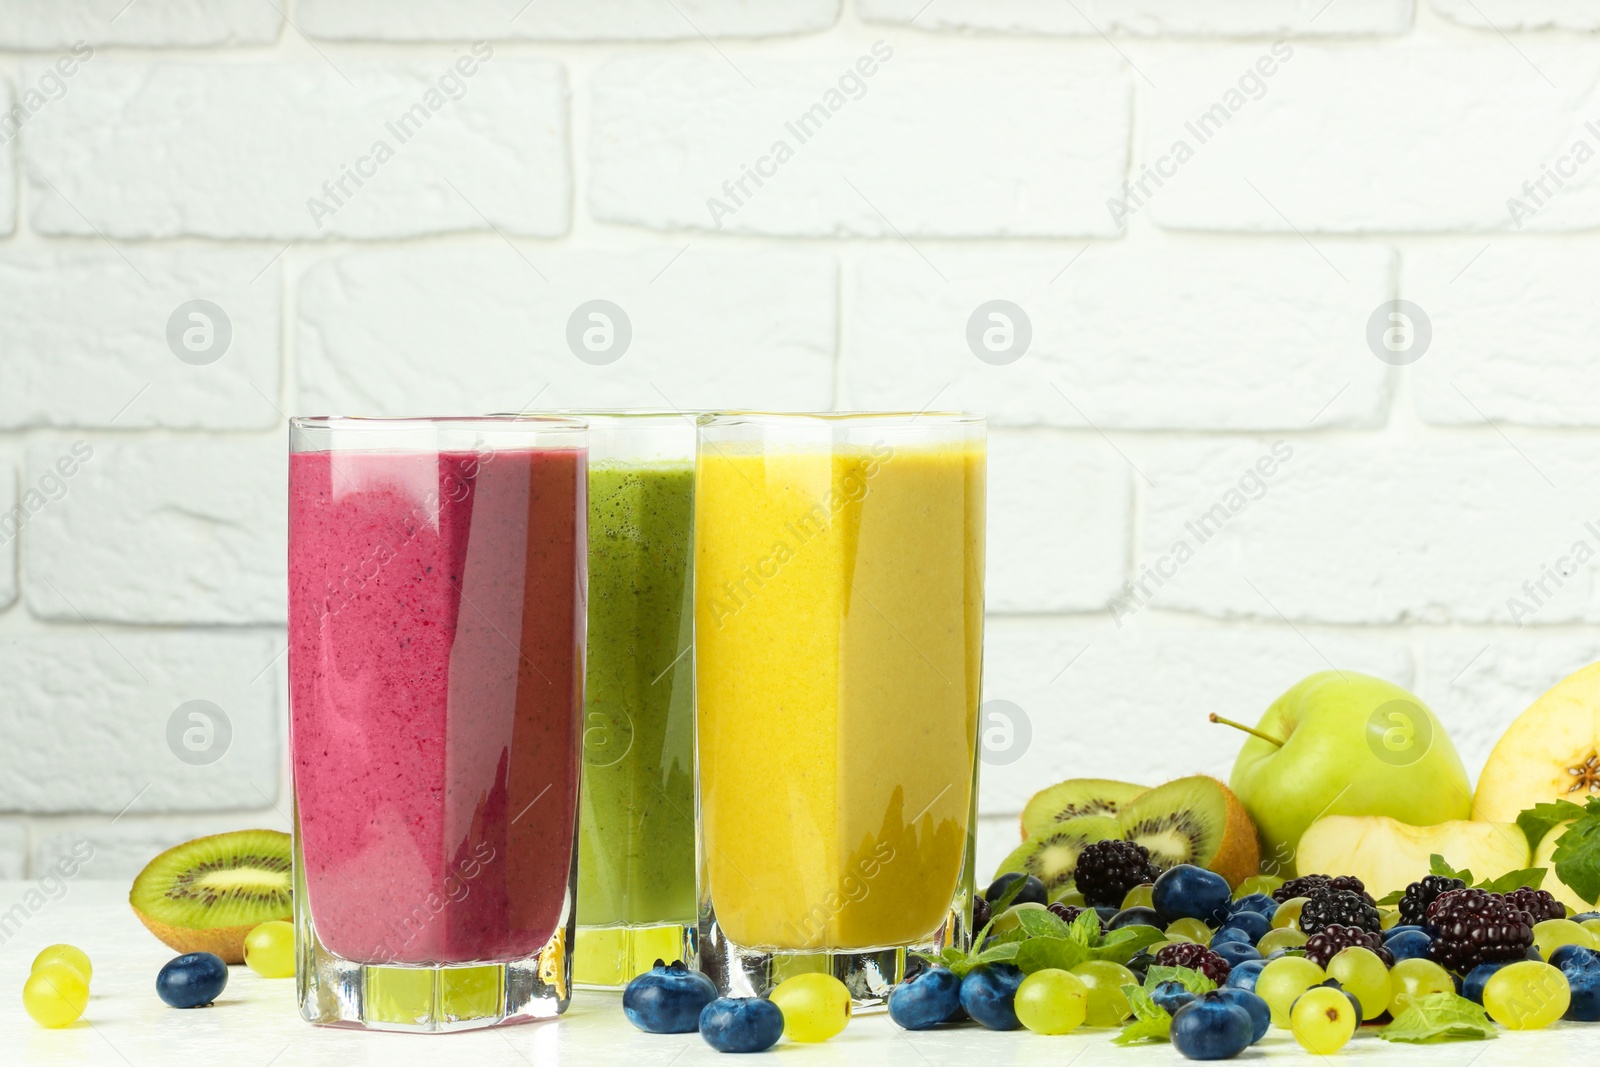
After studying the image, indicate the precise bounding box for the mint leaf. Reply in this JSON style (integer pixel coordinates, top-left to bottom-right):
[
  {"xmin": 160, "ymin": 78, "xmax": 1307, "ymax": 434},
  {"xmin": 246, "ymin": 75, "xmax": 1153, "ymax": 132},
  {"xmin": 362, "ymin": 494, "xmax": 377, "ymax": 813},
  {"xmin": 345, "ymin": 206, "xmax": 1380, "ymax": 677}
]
[
  {"xmin": 1429, "ymin": 854, "xmax": 1473, "ymax": 884},
  {"xmin": 1376, "ymin": 889, "xmax": 1406, "ymax": 906},
  {"xmin": 1112, "ymin": 985, "xmax": 1172, "ymax": 1045},
  {"xmin": 1013, "ymin": 936, "xmax": 1090, "ymax": 975},
  {"xmin": 1554, "ymin": 810, "xmax": 1600, "ymax": 906},
  {"xmin": 1476, "ymin": 867, "xmax": 1546, "ymax": 894},
  {"xmin": 942, "ymin": 939, "xmax": 1021, "ymax": 977},
  {"xmin": 1144, "ymin": 965, "xmax": 1216, "ymax": 995},
  {"xmin": 1067, "ymin": 907, "xmax": 1101, "ymax": 946},
  {"xmin": 1517, "ymin": 800, "xmax": 1585, "ymax": 853},
  {"xmin": 1013, "ymin": 906, "xmax": 1072, "ymax": 939},
  {"xmin": 1092, "ymin": 924, "xmax": 1167, "ymax": 964},
  {"xmin": 1379, "ymin": 992, "xmax": 1496, "ymax": 1043}
]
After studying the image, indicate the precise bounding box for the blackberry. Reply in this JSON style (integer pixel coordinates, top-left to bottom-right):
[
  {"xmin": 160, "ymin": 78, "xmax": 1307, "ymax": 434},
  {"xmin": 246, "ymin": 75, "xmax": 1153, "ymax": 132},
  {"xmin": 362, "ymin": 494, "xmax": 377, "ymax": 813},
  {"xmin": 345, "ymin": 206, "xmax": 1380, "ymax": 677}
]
[
  {"xmin": 1073, "ymin": 840, "xmax": 1163, "ymax": 908},
  {"xmin": 1303, "ymin": 924, "xmax": 1394, "ymax": 968},
  {"xmin": 1299, "ymin": 888, "xmax": 1381, "ymax": 934},
  {"xmin": 1505, "ymin": 887, "xmax": 1566, "ymax": 924},
  {"xmin": 1397, "ymin": 875, "xmax": 1466, "ymax": 926},
  {"xmin": 1153, "ymin": 942, "xmax": 1232, "ymax": 986},
  {"xmin": 1424, "ymin": 888, "xmax": 1534, "ymax": 974},
  {"xmin": 1048, "ymin": 902, "xmax": 1103, "ymax": 929},
  {"xmin": 1272, "ymin": 874, "xmax": 1373, "ymax": 905}
]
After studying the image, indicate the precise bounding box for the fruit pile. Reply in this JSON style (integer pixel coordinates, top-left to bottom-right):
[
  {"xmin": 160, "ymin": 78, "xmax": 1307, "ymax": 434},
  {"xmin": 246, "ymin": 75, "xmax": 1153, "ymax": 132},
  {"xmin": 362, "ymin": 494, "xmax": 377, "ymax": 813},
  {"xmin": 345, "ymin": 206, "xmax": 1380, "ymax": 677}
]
[{"xmin": 884, "ymin": 861, "xmax": 1600, "ymax": 1058}]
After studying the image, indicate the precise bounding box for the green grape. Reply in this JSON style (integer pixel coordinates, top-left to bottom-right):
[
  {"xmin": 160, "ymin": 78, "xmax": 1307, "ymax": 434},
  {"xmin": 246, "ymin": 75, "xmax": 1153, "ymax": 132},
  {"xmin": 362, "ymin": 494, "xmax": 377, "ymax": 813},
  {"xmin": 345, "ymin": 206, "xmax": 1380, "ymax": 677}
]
[
  {"xmin": 1014, "ymin": 968, "xmax": 1088, "ymax": 1035},
  {"xmin": 1533, "ymin": 918, "xmax": 1596, "ymax": 959},
  {"xmin": 1164, "ymin": 918, "xmax": 1212, "ymax": 944},
  {"xmin": 1379, "ymin": 908, "xmax": 1401, "ymax": 931},
  {"xmin": 244, "ymin": 920, "xmax": 296, "ymax": 979},
  {"xmin": 1325, "ymin": 946, "xmax": 1389, "ymax": 1021},
  {"xmin": 1254, "ymin": 956, "xmax": 1325, "ymax": 1028},
  {"xmin": 1069, "ymin": 961, "xmax": 1137, "ymax": 1027},
  {"xmin": 769, "ymin": 973, "xmax": 851, "ymax": 1042},
  {"xmin": 31, "ymin": 944, "xmax": 91, "ymax": 985},
  {"xmin": 1386, "ymin": 958, "xmax": 1454, "ymax": 1017},
  {"xmin": 1483, "ymin": 961, "xmax": 1570, "ymax": 1030},
  {"xmin": 1234, "ymin": 874, "xmax": 1284, "ymax": 899},
  {"xmin": 1290, "ymin": 986, "xmax": 1357, "ymax": 1054},
  {"xmin": 1271, "ymin": 897, "xmax": 1308, "ymax": 930},
  {"xmin": 1050, "ymin": 886, "xmax": 1088, "ymax": 908},
  {"xmin": 23, "ymin": 962, "xmax": 88, "ymax": 1028},
  {"xmin": 1583, "ymin": 917, "xmax": 1600, "ymax": 940},
  {"xmin": 1120, "ymin": 884, "xmax": 1155, "ymax": 911},
  {"xmin": 1255, "ymin": 927, "xmax": 1308, "ymax": 956}
]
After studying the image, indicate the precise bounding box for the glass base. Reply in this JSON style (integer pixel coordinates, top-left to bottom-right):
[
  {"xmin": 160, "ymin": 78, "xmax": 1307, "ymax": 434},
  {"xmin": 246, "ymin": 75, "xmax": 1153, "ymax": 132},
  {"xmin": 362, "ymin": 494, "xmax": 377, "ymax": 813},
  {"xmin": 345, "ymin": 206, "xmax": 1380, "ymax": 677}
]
[
  {"xmin": 573, "ymin": 922, "xmax": 693, "ymax": 990},
  {"xmin": 296, "ymin": 912, "xmax": 573, "ymax": 1032},
  {"xmin": 694, "ymin": 913, "xmax": 964, "ymax": 1011}
]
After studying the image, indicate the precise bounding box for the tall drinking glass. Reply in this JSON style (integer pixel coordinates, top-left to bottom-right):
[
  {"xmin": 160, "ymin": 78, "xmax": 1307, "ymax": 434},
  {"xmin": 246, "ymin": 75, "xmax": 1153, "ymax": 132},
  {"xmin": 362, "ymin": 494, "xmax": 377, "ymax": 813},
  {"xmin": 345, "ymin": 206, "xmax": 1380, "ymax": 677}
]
[
  {"xmin": 692, "ymin": 412, "xmax": 986, "ymax": 1005},
  {"xmin": 565, "ymin": 412, "xmax": 698, "ymax": 988},
  {"xmin": 288, "ymin": 416, "xmax": 587, "ymax": 1032}
]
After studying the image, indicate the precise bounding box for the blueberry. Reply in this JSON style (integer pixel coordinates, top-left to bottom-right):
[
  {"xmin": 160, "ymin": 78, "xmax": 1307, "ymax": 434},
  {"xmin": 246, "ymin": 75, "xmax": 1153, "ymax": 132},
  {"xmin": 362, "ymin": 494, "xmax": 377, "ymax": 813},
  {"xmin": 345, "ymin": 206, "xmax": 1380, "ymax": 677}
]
[
  {"xmin": 1381, "ymin": 923, "xmax": 1426, "ymax": 941},
  {"xmin": 1228, "ymin": 893, "xmax": 1278, "ymax": 920},
  {"xmin": 1213, "ymin": 987, "xmax": 1270, "ymax": 1044},
  {"xmin": 1093, "ymin": 905, "xmax": 1121, "ymax": 926},
  {"xmin": 1461, "ymin": 961, "xmax": 1510, "ymax": 1005},
  {"xmin": 623, "ymin": 959, "xmax": 719, "ymax": 1034},
  {"xmin": 1573, "ymin": 911, "xmax": 1600, "ymax": 923},
  {"xmin": 984, "ymin": 873, "xmax": 1046, "ymax": 908},
  {"xmin": 888, "ymin": 966, "xmax": 963, "ymax": 1031},
  {"xmin": 1384, "ymin": 929, "xmax": 1433, "ymax": 963},
  {"xmin": 1151, "ymin": 980, "xmax": 1196, "ymax": 1015},
  {"xmin": 156, "ymin": 952, "xmax": 227, "ymax": 1009},
  {"xmin": 1551, "ymin": 945, "xmax": 1600, "ymax": 1021},
  {"xmin": 698, "ymin": 997, "xmax": 784, "ymax": 1053},
  {"xmin": 1107, "ymin": 906, "xmax": 1162, "ymax": 930},
  {"xmin": 1215, "ymin": 910, "xmax": 1271, "ymax": 945},
  {"xmin": 1126, "ymin": 950, "xmax": 1157, "ymax": 980},
  {"xmin": 959, "ymin": 963, "xmax": 1025, "ymax": 1031},
  {"xmin": 1170, "ymin": 992, "xmax": 1253, "ymax": 1060},
  {"xmin": 1526, "ymin": 945, "xmax": 1544, "ymax": 962},
  {"xmin": 1210, "ymin": 926, "xmax": 1253, "ymax": 947},
  {"xmin": 1211, "ymin": 942, "xmax": 1263, "ymax": 970},
  {"xmin": 1224, "ymin": 958, "xmax": 1268, "ymax": 993},
  {"xmin": 1153, "ymin": 865, "xmax": 1232, "ymax": 925}
]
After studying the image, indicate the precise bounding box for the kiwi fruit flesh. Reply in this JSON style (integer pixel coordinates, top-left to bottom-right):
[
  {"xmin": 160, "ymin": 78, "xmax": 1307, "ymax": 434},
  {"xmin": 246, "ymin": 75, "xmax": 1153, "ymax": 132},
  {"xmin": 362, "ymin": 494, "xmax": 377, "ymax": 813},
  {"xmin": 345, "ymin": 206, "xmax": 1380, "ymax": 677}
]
[
  {"xmin": 129, "ymin": 829, "xmax": 293, "ymax": 964},
  {"xmin": 1117, "ymin": 776, "xmax": 1259, "ymax": 886},
  {"xmin": 993, "ymin": 814, "xmax": 1120, "ymax": 893},
  {"xmin": 1020, "ymin": 779, "xmax": 1147, "ymax": 838}
]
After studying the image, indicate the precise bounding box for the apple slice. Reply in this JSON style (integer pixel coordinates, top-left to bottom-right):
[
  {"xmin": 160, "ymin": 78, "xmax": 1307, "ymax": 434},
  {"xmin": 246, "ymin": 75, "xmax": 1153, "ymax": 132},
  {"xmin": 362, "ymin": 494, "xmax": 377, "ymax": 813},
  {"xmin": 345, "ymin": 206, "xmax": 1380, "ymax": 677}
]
[
  {"xmin": 1295, "ymin": 815, "xmax": 1529, "ymax": 897},
  {"xmin": 1473, "ymin": 661, "xmax": 1600, "ymax": 823}
]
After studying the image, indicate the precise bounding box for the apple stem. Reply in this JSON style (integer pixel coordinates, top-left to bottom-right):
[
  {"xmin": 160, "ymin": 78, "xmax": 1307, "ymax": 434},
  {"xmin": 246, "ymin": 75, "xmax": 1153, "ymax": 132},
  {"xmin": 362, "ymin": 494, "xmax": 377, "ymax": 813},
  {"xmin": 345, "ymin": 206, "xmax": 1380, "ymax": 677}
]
[{"xmin": 1209, "ymin": 712, "xmax": 1286, "ymax": 748}]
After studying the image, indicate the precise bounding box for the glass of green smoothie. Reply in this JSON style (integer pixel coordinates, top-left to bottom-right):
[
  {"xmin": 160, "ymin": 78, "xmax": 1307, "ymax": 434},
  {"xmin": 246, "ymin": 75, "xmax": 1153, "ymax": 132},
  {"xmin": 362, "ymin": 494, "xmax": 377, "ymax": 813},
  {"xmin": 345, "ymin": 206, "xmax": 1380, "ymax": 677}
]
[{"xmin": 564, "ymin": 411, "xmax": 698, "ymax": 988}]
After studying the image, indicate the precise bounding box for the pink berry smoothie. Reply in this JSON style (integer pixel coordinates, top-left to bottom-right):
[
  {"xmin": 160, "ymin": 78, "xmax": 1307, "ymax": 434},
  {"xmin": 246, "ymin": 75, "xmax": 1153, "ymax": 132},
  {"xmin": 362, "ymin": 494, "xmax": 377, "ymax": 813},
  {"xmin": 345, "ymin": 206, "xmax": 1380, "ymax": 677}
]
[{"xmin": 288, "ymin": 445, "xmax": 585, "ymax": 966}]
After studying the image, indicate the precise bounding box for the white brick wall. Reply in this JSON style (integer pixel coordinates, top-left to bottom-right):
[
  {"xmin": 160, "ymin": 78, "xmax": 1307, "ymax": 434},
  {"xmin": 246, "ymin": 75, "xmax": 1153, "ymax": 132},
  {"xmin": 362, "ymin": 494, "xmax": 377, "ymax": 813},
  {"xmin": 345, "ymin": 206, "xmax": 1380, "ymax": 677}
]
[{"xmin": 3, "ymin": 3, "xmax": 1600, "ymax": 880}]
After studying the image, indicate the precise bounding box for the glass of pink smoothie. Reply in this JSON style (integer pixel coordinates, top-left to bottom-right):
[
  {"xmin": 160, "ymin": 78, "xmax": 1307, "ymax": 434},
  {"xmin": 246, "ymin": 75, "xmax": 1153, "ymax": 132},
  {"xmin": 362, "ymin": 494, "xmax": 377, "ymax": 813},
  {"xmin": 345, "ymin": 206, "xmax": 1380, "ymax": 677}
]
[{"xmin": 288, "ymin": 416, "xmax": 587, "ymax": 1032}]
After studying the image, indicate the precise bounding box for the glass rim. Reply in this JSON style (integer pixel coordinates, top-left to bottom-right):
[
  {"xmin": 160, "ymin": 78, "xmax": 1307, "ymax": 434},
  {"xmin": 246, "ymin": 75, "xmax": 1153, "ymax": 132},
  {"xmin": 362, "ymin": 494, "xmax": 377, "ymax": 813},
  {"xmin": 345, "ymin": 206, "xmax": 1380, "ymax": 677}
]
[
  {"xmin": 696, "ymin": 411, "xmax": 984, "ymax": 427},
  {"xmin": 289, "ymin": 415, "xmax": 587, "ymax": 433}
]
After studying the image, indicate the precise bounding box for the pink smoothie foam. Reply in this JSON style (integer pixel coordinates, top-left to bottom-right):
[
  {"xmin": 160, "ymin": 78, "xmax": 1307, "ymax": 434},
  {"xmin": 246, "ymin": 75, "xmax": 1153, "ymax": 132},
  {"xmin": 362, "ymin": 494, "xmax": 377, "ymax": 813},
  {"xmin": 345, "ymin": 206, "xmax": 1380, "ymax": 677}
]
[{"xmin": 288, "ymin": 446, "xmax": 585, "ymax": 965}]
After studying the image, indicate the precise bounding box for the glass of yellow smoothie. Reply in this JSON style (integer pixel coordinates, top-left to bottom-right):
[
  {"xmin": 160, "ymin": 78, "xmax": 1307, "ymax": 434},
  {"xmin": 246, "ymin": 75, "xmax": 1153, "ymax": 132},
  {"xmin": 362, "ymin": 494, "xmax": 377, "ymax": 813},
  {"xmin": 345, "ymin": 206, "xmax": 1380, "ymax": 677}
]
[{"xmin": 692, "ymin": 412, "xmax": 986, "ymax": 1006}]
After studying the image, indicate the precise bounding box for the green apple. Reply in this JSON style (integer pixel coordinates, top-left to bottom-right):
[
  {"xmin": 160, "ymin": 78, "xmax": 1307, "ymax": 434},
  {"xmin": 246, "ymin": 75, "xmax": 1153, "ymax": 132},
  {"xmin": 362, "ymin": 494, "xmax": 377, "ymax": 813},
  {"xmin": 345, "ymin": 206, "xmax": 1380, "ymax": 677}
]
[{"xmin": 1217, "ymin": 671, "xmax": 1471, "ymax": 877}]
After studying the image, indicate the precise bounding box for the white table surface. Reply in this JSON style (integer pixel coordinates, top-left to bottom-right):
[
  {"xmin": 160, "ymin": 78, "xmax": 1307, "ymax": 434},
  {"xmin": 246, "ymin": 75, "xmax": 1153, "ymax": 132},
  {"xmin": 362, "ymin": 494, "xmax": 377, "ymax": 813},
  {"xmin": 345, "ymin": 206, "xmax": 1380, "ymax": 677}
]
[{"xmin": 1, "ymin": 881, "xmax": 1594, "ymax": 1066}]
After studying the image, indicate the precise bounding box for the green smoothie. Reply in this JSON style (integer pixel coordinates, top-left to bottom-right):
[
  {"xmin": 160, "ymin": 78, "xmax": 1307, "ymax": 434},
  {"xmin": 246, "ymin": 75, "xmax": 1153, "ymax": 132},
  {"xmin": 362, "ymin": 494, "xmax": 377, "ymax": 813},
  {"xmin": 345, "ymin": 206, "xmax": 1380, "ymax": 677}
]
[{"xmin": 575, "ymin": 459, "xmax": 696, "ymax": 985}]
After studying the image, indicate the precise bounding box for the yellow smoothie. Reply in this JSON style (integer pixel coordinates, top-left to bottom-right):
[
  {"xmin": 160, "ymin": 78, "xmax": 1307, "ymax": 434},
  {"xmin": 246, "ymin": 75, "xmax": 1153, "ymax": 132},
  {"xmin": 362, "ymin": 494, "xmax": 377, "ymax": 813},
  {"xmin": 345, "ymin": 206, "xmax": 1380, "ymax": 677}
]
[{"xmin": 694, "ymin": 439, "xmax": 984, "ymax": 951}]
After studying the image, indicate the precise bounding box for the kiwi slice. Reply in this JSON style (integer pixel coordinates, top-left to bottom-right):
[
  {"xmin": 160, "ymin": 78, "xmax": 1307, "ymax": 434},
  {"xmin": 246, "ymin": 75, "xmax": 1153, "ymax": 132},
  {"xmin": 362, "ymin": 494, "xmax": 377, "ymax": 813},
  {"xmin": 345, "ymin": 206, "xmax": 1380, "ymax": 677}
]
[
  {"xmin": 993, "ymin": 814, "xmax": 1120, "ymax": 893},
  {"xmin": 1020, "ymin": 778, "xmax": 1147, "ymax": 838},
  {"xmin": 1117, "ymin": 776, "xmax": 1260, "ymax": 887},
  {"xmin": 129, "ymin": 829, "xmax": 293, "ymax": 964}
]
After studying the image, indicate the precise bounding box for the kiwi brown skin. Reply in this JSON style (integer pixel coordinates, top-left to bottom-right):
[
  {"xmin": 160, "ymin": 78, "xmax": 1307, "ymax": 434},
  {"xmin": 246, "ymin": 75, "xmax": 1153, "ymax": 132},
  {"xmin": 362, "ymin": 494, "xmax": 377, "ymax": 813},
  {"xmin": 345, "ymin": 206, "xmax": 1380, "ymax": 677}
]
[{"xmin": 129, "ymin": 828, "xmax": 292, "ymax": 964}]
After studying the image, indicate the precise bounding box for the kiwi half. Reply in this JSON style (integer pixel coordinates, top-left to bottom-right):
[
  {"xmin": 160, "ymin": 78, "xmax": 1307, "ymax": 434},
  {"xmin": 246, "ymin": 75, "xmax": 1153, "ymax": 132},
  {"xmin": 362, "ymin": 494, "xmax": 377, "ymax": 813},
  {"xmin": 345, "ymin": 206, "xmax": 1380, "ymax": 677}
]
[
  {"xmin": 1118, "ymin": 776, "xmax": 1259, "ymax": 886},
  {"xmin": 993, "ymin": 814, "xmax": 1120, "ymax": 893},
  {"xmin": 1020, "ymin": 778, "xmax": 1147, "ymax": 839},
  {"xmin": 130, "ymin": 829, "xmax": 292, "ymax": 964}
]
